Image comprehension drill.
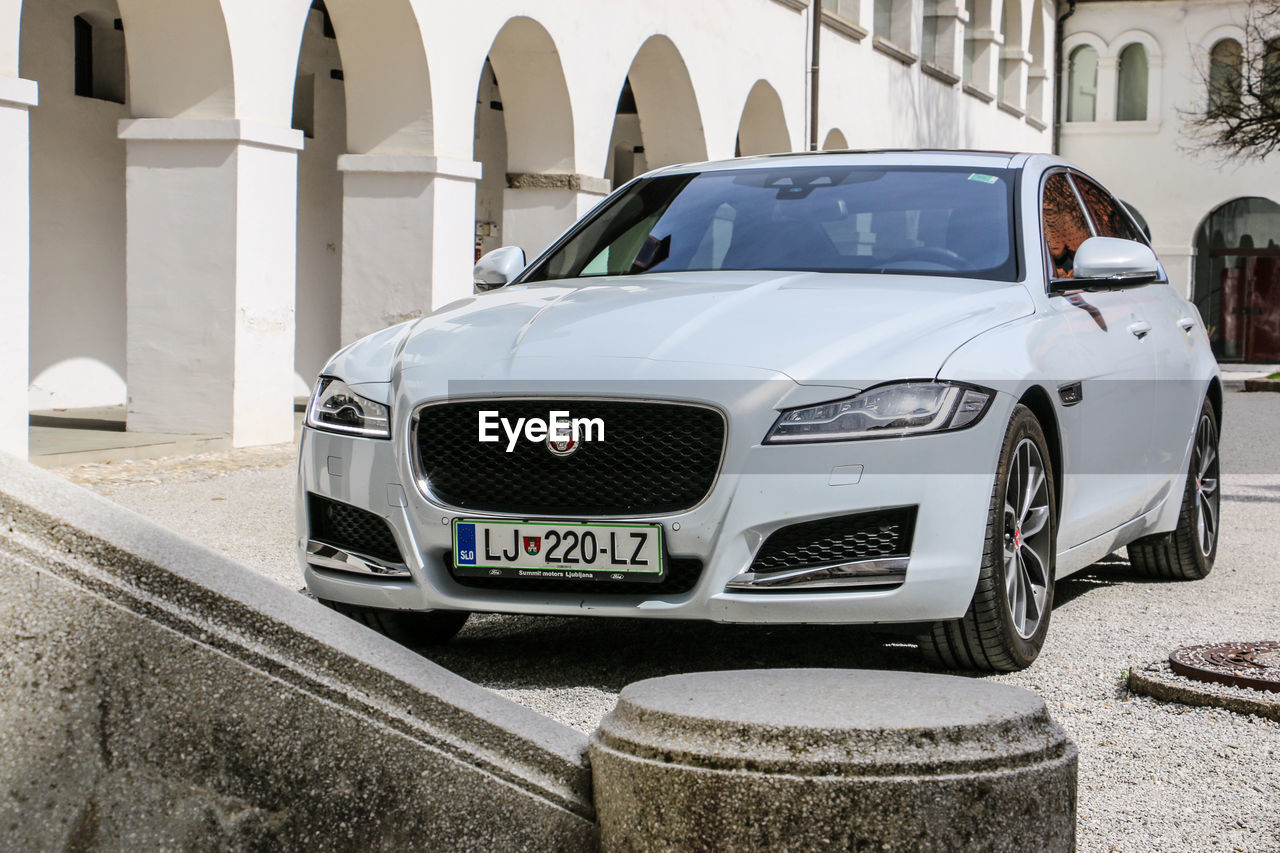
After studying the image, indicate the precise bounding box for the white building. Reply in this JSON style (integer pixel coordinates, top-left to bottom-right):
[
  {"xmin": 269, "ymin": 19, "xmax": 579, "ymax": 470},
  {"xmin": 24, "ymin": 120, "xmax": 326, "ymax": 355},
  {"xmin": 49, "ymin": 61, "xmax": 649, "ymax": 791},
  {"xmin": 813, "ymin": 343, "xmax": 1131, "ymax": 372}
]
[
  {"xmin": 1060, "ymin": 0, "xmax": 1280, "ymax": 363},
  {"xmin": 1, "ymin": 0, "xmax": 1056, "ymax": 459}
]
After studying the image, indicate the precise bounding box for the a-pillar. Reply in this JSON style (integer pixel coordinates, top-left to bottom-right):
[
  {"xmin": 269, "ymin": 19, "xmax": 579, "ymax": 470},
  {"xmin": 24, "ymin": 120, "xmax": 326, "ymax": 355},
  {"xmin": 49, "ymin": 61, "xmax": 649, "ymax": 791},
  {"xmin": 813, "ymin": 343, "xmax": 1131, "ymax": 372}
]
[
  {"xmin": 337, "ymin": 155, "xmax": 482, "ymax": 345},
  {"xmin": 120, "ymin": 119, "xmax": 302, "ymax": 447},
  {"xmin": 503, "ymin": 173, "xmax": 612, "ymax": 262},
  {"xmin": 0, "ymin": 76, "xmax": 36, "ymax": 460}
]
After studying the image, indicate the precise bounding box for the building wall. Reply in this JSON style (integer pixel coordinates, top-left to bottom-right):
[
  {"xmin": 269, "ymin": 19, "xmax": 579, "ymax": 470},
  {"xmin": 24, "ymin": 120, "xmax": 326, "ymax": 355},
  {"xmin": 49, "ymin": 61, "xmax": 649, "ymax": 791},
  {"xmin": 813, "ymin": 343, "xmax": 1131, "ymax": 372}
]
[
  {"xmin": 1060, "ymin": 0, "xmax": 1280, "ymax": 301},
  {"xmin": 293, "ymin": 7, "xmax": 344, "ymax": 398},
  {"xmin": 23, "ymin": 0, "xmax": 128, "ymax": 410},
  {"xmin": 7, "ymin": 0, "xmax": 1057, "ymax": 437}
]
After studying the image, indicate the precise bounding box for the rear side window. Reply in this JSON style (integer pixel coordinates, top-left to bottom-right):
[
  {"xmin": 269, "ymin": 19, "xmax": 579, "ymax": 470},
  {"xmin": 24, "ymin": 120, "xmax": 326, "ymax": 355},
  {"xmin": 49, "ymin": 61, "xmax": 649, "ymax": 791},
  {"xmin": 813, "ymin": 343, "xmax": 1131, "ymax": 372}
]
[
  {"xmin": 1073, "ymin": 175, "xmax": 1145, "ymax": 243},
  {"xmin": 1041, "ymin": 173, "xmax": 1092, "ymax": 279}
]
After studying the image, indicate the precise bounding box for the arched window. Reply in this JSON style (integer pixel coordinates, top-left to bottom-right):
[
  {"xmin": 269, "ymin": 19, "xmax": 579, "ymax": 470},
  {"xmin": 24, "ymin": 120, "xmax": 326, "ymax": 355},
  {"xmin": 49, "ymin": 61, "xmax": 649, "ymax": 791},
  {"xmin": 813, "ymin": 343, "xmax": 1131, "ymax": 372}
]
[
  {"xmin": 1116, "ymin": 43, "xmax": 1149, "ymax": 121},
  {"xmin": 1066, "ymin": 46, "xmax": 1098, "ymax": 122},
  {"xmin": 73, "ymin": 11, "xmax": 126, "ymax": 104},
  {"xmin": 1208, "ymin": 39, "xmax": 1243, "ymax": 117}
]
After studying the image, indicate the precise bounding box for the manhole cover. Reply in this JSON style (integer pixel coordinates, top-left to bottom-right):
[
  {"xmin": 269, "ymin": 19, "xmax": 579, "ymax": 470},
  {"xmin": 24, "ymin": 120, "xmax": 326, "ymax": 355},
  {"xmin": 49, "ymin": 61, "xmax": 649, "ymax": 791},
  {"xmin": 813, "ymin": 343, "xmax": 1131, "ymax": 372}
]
[{"xmin": 1169, "ymin": 642, "xmax": 1280, "ymax": 693}]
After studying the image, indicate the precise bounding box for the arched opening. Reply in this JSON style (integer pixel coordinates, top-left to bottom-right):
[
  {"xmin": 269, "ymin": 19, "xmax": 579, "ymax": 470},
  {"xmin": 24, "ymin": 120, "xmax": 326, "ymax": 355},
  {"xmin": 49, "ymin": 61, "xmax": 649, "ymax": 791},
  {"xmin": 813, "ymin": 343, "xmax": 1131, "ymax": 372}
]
[
  {"xmin": 292, "ymin": 1, "xmax": 346, "ymax": 397},
  {"xmin": 1066, "ymin": 45, "xmax": 1098, "ymax": 122},
  {"xmin": 23, "ymin": 0, "xmax": 130, "ymax": 413},
  {"xmin": 1116, "ymin": 43, "xmax": 1148, "ymax": 121},
  {"xmin": 473, "ymin": 16, "xmax": 576, "ymax": 258},
  {"xmin": 605, "ymin": 34, "xmax": 706, "ymax": 190},
  {"xmin": 323, "ymin": 0, "xmax": 433, "ymax": 155},
  {"xmin": 822, "ymin": 128, "xmax": 848, "ymax": 150},
  {"xmin": 735, "ymin": 80, "xmax": 790, "ymax": 157},
  {"xmin": 1193, "ymin": 197, "xmax": 1280, "ymax": 361},
  {"xmin": 73, "ymin": 10, "xmax": 125, "ymax": 103},
  {"xmin": 1208, "ymin": 39, "xmax": 1242, "ymax": 118},
  {"xmin": 996, "ymin": 0, "xmax": 1021, "ymax": 105}
]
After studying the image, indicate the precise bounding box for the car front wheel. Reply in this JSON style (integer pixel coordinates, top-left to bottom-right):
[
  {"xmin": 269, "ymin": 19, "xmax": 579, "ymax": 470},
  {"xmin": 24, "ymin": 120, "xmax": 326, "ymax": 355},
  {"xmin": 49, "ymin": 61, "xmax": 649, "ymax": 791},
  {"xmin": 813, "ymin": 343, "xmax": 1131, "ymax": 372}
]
[{"xmin": 918, "ymin": 404, "xmax": 1057, "ymax": 672}]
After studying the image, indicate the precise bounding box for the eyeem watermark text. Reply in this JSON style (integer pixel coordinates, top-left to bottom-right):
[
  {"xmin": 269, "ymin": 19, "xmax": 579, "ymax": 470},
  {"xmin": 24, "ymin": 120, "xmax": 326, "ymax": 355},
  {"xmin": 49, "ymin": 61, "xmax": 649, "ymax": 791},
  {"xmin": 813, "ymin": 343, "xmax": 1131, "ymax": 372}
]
[{"xmin": 478, "ymin": 410, "xmax": 605, "ymax": 452}]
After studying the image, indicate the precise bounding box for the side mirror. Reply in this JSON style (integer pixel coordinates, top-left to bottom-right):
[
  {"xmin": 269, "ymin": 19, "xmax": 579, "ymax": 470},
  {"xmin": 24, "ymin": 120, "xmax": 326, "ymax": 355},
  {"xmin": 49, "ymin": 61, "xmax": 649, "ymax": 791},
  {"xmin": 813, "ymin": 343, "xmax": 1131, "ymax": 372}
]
[
  {"xmin": 473, "ymin": 246, "xmax": 526, "ymax": 293},
  {"xmin": 1067, "ymin": 236, "xmax": 1161, "ymax": 288}
]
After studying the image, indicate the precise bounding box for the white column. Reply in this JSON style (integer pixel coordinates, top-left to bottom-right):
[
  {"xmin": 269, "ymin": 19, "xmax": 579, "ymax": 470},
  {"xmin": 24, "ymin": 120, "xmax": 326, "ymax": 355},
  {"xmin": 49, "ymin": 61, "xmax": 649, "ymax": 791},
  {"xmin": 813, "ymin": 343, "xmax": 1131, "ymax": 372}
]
[
  {"xmin": 337, "ymin": 155, "xmax": 482, "ymax": 345},
  {"xmin": 120, "ymin": 119, "xmax": 302, "ymax": 447},
  {"xmin": 0, "ymin": 77, "xmax": 36, "ymax": 460},
  {"xmin": 969, "ymin": 28, "xmax": 1003, "ymax": 96},
  {"xmin": 1096, "ymin": 57, "xmax": 1119, "ymax": 123},
  {"xmin": 1000, "ymin": 48, "xmax": 1031, "ymax": 109},
  {"xmin": 503, "ymin": 173, "xmax": 611, "ymax": 261}
]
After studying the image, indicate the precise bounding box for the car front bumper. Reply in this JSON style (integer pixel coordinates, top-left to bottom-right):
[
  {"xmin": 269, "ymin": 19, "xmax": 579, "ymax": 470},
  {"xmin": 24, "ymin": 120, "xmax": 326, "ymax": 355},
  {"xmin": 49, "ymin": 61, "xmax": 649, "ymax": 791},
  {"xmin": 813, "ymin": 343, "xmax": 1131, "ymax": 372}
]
[{"xmin": 298, "ymin": 394, "xmax": 1011, "ymax": 626}]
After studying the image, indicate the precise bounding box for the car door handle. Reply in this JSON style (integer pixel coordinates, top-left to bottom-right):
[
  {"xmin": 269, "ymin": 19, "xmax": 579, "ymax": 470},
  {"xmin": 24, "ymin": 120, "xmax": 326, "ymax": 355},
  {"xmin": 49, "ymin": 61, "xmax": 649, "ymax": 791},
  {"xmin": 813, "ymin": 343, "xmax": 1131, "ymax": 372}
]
[
  {"xmin": 1178, "ymin": 317, "xmax": 1197, "ymax": 333},
  {"xmin": 1128, "ymin": 320, "xmax": 1152, "ymax": 339}
]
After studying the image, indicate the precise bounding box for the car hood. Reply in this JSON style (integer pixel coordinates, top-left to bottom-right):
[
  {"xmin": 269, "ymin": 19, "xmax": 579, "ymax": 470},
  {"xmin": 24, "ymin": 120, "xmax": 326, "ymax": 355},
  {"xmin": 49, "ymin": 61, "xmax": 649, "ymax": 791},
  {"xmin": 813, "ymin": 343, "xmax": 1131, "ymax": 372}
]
[{"xmin": 329, "ymin": 270, "xmax": 1035, "ymax": 391}]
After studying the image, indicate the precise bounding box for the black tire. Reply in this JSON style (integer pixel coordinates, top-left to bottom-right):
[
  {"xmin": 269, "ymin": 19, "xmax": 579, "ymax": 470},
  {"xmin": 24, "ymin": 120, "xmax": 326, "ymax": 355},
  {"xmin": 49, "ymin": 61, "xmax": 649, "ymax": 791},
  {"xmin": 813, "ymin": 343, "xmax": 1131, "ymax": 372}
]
[
  {"xmin": 322, "ymin": 600, "xmax": 469, "ymax": 647},
  {"xmin": 918, "ymin": 404, "xmax": 1057, "ymax": 672},
  {"xmin": 1127, "ymin": 398, "xmax": 1219, "ymax": 580}
]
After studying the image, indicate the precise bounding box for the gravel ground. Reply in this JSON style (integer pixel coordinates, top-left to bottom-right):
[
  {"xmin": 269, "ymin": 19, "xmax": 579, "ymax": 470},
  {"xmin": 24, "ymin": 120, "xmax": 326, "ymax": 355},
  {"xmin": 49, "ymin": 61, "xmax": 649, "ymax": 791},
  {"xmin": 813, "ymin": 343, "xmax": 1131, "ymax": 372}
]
[{"xmin": 55, "ymin": 389, "xmax": 1280, "ymax": 852}]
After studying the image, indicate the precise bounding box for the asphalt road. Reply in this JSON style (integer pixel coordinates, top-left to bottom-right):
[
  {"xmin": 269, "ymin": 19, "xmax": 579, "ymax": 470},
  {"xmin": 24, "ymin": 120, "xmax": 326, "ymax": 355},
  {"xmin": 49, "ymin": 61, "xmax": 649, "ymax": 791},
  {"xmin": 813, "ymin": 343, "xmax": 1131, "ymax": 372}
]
[{"xmin": 59, "ymin": 387, "xmax": 1280, "ymax": 852}]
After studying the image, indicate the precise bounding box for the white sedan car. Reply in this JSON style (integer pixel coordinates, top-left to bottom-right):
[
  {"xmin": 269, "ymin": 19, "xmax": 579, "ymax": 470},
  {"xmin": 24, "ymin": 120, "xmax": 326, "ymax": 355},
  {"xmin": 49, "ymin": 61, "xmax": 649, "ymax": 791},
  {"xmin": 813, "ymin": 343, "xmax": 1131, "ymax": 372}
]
[{"xmin": 299, "ymin": 151, "xmax": 1221, "ymax": 671}]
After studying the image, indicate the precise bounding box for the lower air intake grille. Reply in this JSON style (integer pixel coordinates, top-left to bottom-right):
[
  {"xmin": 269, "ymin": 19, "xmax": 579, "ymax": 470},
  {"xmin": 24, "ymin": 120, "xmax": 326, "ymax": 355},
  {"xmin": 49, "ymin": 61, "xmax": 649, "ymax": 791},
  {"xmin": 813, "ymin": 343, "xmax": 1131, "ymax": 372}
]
[
  {"xmin": 750, "ymin": 507, "xmax": 917, "ymax": 574},
  {"xmin": 308, "ymin": 493, "xmax": 404, "ymax": 566},
  {"xmin": 447, "ymin": 554, "xmax": 704, "ymax": 595}
]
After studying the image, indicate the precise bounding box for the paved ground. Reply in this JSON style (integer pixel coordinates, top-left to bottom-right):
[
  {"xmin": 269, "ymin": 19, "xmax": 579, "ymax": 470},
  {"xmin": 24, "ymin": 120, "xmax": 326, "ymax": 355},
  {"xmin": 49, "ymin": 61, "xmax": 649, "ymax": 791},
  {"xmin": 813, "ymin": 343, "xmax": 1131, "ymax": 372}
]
[{"xmin": 55, "ymin": 389, "xmax": 1280, "ymax": 852}]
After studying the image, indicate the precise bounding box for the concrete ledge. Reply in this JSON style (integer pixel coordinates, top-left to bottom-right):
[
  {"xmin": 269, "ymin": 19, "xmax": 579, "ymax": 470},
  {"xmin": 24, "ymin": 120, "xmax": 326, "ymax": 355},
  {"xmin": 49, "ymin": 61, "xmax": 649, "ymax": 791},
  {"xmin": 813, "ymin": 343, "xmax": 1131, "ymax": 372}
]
[
  {"xmin": 1243, "ymin": 378, "xmax": 1280, "ymax": 392},
  {"xmin": 0, "ymin": 76, "xmax": 38, "ymax": 109},
  {"xmin": 591, "ymin": 669, "xmax": 1076, "ymax": 851},
  {"xmin": 873, "ymin": 36, "xmax": 919, "ymax": 66},
  {"xmin": 118, "ymin": 119, "xmax": 304, "ymax": 153},
  {"xmin": 0, "ymin": 455, "xmax": 596, "ymax": 849},
  {"xmin": 337, "ymin": 154, "xmax": 483, "ymax": 181},
  {"xmin": 1129, "ymin": 660, "xmax": 1280, "ymax": 722}
]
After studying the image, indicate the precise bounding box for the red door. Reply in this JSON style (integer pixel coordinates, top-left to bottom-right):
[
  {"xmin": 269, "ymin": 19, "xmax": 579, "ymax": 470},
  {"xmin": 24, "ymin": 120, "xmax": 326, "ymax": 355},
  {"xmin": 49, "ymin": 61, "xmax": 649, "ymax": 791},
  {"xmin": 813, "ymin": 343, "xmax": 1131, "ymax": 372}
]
[{"xmin": 1246, "ymin": 255, "xmax": 1280, "ymax": 361}]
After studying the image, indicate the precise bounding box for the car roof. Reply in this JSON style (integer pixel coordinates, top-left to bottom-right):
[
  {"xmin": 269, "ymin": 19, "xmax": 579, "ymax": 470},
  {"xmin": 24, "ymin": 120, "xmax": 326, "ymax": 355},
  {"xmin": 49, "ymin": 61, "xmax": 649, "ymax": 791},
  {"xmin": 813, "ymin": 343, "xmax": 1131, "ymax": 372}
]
[{"xmin": 648, "ymin": 149, "xmax": 1063, "ymax": 176}]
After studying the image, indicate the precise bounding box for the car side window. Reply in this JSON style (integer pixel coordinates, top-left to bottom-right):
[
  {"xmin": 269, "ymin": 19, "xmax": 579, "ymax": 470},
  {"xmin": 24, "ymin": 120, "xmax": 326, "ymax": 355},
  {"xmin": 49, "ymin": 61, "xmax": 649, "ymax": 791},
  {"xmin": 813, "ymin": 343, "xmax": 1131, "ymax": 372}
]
[
  {"xmin": 1041, "ymin": 172, "xmax": 1093, "ymax": 280},
  {"xmin": 1072, "ymin": 175, "xmax": 1145, "ymax": 244}
]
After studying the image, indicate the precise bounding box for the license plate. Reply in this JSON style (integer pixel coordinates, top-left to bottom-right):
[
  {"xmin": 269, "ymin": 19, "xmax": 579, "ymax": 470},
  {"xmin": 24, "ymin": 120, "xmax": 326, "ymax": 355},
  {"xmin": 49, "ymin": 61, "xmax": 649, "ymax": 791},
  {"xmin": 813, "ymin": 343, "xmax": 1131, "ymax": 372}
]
[{"xmin": 452, "ymin": 519, "xmax": 664, "ymax": 583}]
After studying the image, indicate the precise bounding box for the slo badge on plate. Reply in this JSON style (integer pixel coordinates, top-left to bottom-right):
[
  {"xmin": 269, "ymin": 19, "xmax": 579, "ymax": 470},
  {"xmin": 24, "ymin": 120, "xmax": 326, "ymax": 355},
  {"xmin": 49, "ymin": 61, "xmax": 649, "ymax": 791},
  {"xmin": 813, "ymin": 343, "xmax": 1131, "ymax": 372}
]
[{"xmin": 453, "ymin": 519, "xmax": 664, "ymax": 583}]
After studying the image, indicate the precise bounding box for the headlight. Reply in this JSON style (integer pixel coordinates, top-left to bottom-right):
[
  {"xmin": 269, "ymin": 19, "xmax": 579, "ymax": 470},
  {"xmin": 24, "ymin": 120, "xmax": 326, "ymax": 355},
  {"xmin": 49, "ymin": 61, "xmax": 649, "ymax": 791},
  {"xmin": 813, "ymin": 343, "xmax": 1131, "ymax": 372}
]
[
  {"xmin": 764, "ymin": 381, "xmax": 993, "ymax": 443},
  {"xmin": 306, "ymin": 377, "xmax": 391, "ymax": 439}
]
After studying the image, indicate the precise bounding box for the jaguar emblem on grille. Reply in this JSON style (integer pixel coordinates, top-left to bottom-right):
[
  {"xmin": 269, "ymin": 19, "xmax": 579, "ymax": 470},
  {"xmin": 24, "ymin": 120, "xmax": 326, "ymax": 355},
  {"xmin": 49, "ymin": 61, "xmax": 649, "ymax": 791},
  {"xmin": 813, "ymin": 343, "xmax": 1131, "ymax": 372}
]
[{"xmin": 547, "ymin": 430, "xmax": 577, "ymax": 457}]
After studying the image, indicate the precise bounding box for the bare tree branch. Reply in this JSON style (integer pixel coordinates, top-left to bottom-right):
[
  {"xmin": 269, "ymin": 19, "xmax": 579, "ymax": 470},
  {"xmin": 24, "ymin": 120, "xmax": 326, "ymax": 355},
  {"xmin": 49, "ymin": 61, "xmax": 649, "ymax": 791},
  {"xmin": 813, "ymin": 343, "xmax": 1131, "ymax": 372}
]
[{"xmin": 1182, "ymin": 0, "xmax": 1280, "ymax": 161}]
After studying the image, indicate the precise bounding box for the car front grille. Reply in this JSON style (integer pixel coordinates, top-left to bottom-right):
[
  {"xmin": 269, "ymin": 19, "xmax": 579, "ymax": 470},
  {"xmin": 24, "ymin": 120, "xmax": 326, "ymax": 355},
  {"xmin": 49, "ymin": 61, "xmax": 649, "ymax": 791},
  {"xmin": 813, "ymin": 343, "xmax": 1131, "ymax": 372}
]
[
  {"xmin": 750, "ymin": 507, "xmax": 917, "ymax": 574},
  {"xmin": 308, "ymin": 493, "xmax": 404, "ymax": 566},
  {"xmin": 446, "ymin": 553, "xmax": 704, "ymax": 595},
  {"xmin": 414, "ymin": 399, "xmax": 725, "ymax": 516}
]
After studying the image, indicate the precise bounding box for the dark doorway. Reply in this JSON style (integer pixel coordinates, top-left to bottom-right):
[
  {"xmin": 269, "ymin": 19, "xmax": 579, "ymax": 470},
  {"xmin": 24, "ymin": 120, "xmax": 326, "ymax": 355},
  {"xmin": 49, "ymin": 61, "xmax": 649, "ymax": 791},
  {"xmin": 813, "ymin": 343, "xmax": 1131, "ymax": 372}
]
[{"xmin": 1193, "ymin": 197, "xmax": 1280, "ymax": 361}]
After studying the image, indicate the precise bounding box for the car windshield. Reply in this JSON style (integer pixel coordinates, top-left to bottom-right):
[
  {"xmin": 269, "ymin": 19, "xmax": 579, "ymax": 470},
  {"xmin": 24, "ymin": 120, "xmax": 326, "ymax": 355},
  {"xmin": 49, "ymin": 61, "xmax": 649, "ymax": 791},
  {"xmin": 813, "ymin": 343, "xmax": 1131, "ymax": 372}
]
[{"xmin": 523, "ymin": 165, "xmax": 1019, "ymax": 283}]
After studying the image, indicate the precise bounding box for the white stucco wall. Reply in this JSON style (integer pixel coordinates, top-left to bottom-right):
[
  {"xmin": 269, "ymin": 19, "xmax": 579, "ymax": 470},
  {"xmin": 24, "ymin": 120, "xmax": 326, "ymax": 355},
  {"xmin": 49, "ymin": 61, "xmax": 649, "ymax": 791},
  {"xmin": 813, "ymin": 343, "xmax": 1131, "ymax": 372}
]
[
  {"xmin": 293, "ymin": 7, "xmax": 344, "ymax": 397},
  {"xmin": 8, "ymin": 0, "xmax": 1060, "ymax": 443},
  {"xmin": 23, "ymin": 0, "xmax": 128, "ymax": 410},
  {"xmin": 1060, "ymin": 0, "xmax": 1280, "ymax": 300}
]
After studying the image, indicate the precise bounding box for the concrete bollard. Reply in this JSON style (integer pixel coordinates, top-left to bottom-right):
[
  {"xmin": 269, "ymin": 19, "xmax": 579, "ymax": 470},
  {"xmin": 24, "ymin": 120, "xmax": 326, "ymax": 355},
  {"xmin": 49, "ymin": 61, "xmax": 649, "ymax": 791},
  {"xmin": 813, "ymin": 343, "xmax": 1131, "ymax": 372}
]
[{"xmin": 590, "ymin": 668, "xmax": 1076, "ymax": 852}]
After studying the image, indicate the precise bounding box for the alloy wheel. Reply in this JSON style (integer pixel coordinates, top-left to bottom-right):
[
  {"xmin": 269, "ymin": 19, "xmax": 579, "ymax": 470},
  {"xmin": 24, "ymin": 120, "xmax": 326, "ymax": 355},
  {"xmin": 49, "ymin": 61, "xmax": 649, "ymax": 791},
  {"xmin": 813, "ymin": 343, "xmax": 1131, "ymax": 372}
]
[
  {"xmin": 1003, "ymin": 438, "xmax": 1053, "ymax": 640},
  {"xmin": 1192, "ymin": 412, "xmax": 1220, "ymax": 557}
]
